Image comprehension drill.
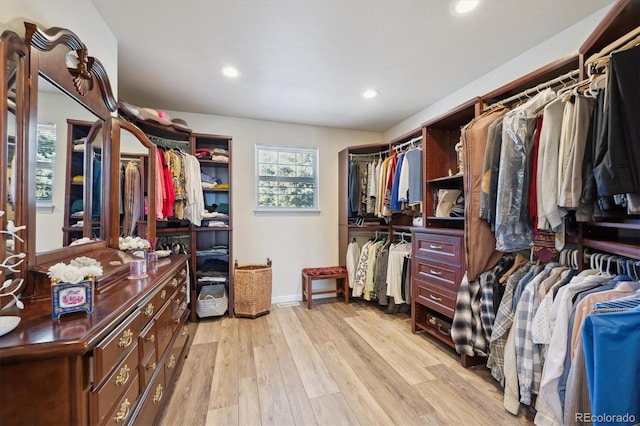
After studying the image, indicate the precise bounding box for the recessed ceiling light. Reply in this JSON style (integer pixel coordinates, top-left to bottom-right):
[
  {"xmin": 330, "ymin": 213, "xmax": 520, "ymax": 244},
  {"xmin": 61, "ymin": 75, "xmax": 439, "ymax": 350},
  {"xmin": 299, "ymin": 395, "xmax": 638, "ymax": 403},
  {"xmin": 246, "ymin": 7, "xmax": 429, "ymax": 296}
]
[
  {"xmin": 362, "ymin": 89, "xmax": 379, "ymax": 99},
  {"xmin": 221, "ymin": 65, "xmax": 240, "ymax": 78},
  {"xmin": 454, "ymin": 0, "xmax": 479, "ymax": 14}
]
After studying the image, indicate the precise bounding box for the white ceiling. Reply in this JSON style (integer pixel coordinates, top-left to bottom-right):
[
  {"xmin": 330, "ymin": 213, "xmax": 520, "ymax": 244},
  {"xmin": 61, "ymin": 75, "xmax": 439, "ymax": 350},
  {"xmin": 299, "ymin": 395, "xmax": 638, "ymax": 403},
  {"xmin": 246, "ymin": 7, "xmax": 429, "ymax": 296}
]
[{"xmin": 91, "ymin": 0, "xmax": 613, "ymax": 133}]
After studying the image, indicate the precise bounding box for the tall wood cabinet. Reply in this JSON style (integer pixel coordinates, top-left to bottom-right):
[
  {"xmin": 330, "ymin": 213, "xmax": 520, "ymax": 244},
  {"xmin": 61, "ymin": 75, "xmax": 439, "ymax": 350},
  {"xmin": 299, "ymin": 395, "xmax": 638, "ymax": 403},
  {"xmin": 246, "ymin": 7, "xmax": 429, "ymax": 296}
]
[
  {"xmin": 190, "ymin": 132, "xmax": 233, "ymax": 320},
  {"xmin": 411, "ymin": 99, "xmax": 478, "ymax": 366},
  {"xmin": 62, "ymin": 119, "xmax": 94, "ymax": 245}
]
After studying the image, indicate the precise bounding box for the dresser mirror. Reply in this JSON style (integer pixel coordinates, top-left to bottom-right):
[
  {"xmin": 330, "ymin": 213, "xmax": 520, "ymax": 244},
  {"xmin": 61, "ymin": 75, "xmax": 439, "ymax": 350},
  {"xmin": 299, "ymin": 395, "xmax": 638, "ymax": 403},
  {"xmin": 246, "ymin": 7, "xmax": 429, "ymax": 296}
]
[
  {"xmin": 34, "ymin": 76, "xmax": 106, "ymax": 253},
  {"xmin": 24, "ymin": 23, "xmax": 118, "ymax": 266},
  {"xmin": 108, "ymin": 118, "xmax": 157, "ymax": 248},
  {"xmin": 0, "ymin": 29, "xmax": 28, "ymax": 303}
]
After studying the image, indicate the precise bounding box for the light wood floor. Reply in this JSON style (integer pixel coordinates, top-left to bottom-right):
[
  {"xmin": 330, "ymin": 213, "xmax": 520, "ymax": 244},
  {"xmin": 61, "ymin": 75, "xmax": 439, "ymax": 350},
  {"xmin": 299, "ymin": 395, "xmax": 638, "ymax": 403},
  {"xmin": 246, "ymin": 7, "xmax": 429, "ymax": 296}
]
[{"xmin": 159, "ymin": 299, "xmax": 534, "ymax": 425}]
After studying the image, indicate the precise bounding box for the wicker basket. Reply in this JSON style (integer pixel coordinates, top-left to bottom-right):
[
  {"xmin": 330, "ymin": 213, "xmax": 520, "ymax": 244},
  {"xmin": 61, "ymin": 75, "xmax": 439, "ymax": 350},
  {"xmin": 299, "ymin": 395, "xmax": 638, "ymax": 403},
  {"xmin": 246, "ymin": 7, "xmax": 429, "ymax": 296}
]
[
  {"xmin": 196, "ymin": 284, "xmax": 228, "ymax": 318},
  {"xmin": 234, "ymin": 258, "xmax": 272, "ymax": 318}
]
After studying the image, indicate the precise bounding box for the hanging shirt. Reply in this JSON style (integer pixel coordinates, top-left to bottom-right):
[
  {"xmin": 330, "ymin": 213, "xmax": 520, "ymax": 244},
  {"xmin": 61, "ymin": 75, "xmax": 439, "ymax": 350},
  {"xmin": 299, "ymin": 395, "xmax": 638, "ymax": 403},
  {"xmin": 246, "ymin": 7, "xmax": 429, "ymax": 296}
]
[
  {"xmin": 345, "ymin": 240, "xmax": 361, "ymax": 289},
  {"xmin": 495, "ymin": 89, "xmax": 556, "ymax": 252}
]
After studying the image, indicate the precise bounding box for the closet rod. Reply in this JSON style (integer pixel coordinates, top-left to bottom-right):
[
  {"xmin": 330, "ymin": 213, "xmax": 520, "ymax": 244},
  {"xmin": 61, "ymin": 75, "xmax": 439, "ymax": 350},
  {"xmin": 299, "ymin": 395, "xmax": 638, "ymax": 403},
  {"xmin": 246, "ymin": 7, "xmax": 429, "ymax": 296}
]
[
  {"xmin": 393, "ymin": 135, "xmax": 423, "ymax": 152},
  {"xmin": 349, "ymin": 150, "xmax": 389, "ymax": 160},
  {"xmin": 394, "ymin": 231, "xmax": 412, "ymax": 239},
  {"xmin": 484, "ymin": 69, "xmax": 580, "ymax": 110}
]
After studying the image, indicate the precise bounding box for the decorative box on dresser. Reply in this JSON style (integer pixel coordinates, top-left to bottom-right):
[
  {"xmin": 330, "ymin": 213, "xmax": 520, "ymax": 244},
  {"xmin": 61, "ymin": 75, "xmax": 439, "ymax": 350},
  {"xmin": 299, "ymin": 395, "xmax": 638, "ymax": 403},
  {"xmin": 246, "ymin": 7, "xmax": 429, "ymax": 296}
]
[
  {"xmin": 0, "ymin": 246, "xmax": 193, "ymax": 425},
  {"xmin": 411, "ymin": 98, "xmax": 480, "ymax": 367}
]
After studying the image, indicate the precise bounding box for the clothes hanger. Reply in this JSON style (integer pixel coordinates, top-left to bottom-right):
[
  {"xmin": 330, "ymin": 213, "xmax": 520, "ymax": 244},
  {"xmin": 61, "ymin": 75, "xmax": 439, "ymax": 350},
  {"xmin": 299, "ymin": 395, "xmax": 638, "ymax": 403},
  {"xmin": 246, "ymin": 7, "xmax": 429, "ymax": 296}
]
[{"xmin": 585, "ymin": 26, "xmax": 640, "ymax": 71}]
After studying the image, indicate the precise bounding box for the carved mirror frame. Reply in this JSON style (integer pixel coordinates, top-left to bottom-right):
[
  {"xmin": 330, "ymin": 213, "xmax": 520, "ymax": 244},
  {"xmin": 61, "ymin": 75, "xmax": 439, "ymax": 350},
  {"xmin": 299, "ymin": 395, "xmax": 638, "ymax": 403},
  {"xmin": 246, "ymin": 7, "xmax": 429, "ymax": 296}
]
[
  {"xmin": 24, "ymin": 23, "xmax": 118, "ymax": 267},
  {"xmin": 0, "ymin": 30, "xmax": 29, "ymax": 297}
]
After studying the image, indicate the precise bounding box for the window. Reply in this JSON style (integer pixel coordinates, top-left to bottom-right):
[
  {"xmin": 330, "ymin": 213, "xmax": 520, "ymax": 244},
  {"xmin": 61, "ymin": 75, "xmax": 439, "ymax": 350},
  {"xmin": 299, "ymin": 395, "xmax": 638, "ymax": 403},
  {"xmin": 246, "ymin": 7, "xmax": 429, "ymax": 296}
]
[
  {"xmin": 36, "ymin": 123, "xmax": 56, "ymax": 205},
  {"xmin": 255, "ymin": 145, "xmax": 319, "ymax": 211}
]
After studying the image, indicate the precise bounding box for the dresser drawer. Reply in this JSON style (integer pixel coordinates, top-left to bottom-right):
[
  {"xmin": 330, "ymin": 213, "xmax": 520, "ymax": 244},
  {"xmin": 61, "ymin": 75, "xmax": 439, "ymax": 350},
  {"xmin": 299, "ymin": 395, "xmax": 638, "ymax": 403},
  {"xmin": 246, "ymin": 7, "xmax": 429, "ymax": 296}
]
[
  {"xmin": 139, "ymin": 321, "xmax": 157, "ymax": 364},
  {"xmin": 140, "ymin": 348, "xmax": 159, "ymax": 391},
  {"xmin": 102, "ymin": 367, "xmax": 140, "ymax": 426},
  {"xmin": 156, "ymin": 301, "xmax": 174, "ymax": 356},
  {"xmin": 171, "ymin": 285, "xmax": 189, "ymax": 332},
  {"xmin": 414, "ymin": 278, "xmax": 457, "ymax": 317},
  {"xmin": 91, "ymin": 343, "xmax": 139, "ymax": 425},
  {"xmin": 414, "ymin": 258, "xmax": 464, "ymax": 291},
  {"xmin": 94, "ymin": 310, "xmax": 143, "ymax": 384},
  {"xmin": 414, "ymin": 232, "xmax": 463, "ymax": 264},
  {"xmin": 132, "ymin": 363, "xmax": 166, "ymax": 426}
]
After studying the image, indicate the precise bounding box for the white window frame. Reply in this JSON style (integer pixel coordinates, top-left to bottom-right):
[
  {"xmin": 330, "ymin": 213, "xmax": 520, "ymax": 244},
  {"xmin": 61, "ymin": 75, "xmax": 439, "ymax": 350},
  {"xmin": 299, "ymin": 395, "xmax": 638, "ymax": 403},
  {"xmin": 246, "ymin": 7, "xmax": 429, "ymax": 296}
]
[
  {"xmin": 36, "ymin": 123, "xmax": 56, "ymax": 213},
  {"xmin": 254, "ymin": 145, "xmax": 320, "ymax": 212}
]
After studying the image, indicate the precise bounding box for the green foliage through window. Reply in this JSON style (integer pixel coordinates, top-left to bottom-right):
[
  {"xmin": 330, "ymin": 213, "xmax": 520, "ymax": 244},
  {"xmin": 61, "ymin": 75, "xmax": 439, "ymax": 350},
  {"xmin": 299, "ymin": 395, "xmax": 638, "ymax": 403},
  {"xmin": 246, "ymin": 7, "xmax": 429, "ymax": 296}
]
[
  {"xmin": 256, "ymin": 145, "xmax": 319, "ymax": 210},
  {"xmin": 36, "ymin": 123, "xmax": 56, "ymax": 203}
]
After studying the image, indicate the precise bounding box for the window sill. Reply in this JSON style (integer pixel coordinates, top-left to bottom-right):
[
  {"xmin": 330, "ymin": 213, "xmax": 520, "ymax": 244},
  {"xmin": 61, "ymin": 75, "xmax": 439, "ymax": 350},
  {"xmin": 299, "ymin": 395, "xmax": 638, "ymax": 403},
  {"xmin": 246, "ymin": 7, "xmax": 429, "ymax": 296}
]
[
  {"xmin": 254, "ymin": 208, "xmax": 321, "ymax": 216},
  {"xmin": 36, "ymin": 204, "xmax": 55, "ymax": 214}
]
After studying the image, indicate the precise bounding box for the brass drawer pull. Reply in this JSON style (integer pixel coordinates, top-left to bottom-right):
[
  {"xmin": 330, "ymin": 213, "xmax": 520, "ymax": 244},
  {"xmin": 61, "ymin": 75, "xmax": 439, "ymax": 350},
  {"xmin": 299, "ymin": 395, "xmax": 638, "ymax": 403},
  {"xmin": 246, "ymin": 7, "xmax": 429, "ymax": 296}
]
[
  {"xmin": 174, "ymin": 298, "xmax": 180, "ymax": 305},
  {"xmin": 153, "ymin": 384, "xmax": 163, "ymax": 404},
  {"xmin": 118, "ymin": 329, "xmax": 133, "ymax": 348},
  {"xmin": 171, "ymin": 278, "xmax": 178, "ymax": 288},
  {"xmin": 429, "ymin": 244, "xmax": 443, "ymax": 250},
  {"xmin": 114, "ymin": 398, "xmax": 130, "ymax": 423},
  {"xmin": 181, "ymin": 326, "xmax": 188, "ymax": 337},
  {"xmin": 115, "ymin": 365, "xmax": 130, "ymax": 386},
  {"xmin": 160, "ymin": 289, "xmax": 167, "ymax": 300},
  {"xmin": 174, "ymin": 318, "xmax": 181, "ymax": 324},
  {"xmin": 430, "ymin": 294, "xmax": 443, "ymax": 302},
  {"xmin": 145, "ymin": 334, "xmax": 155, "ymax": 343},
  {"xmin": 146, "ymin": 362, "xmax": 156, "ymax": 370},
  {"xmin": 144, "ymin": 303, "xmax": 154, "ymax": 317},
  {"xmin": 167, "ymin": 354, "xmax": 176, "ymax": 369},
  {"xmin": 180, "ymin": 269, "xmax": 187, "ymax": 276},
  {"xmin": 429, "ymin": 269, "xmax": 442, "ymax": 276},
  {"xmin": 181, "ymin": 302, "xmax": 187, "ymax": 311},
  {"xmin": 428, "ymin": 317, "xmax": 437, "ymax": 326},
  {"xmin": 180, "ymin": 286, "xmax": 187, "ymax": 294}
]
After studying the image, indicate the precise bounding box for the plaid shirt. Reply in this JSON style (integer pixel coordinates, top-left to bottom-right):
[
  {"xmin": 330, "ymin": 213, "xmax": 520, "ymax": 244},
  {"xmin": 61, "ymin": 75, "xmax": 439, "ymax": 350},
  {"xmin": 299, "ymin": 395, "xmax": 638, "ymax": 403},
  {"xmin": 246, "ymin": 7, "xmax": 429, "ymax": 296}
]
[
  {"xmin": 452, "ymin": 273, "xmax": 488, "ymax": 356},
  {"xmin": 487, "ymin": 264, "xmax": 533, "ymax": 385},
  {"xmin": 514, "ymin": 263, "xmax": 557, "ymax": 406}
]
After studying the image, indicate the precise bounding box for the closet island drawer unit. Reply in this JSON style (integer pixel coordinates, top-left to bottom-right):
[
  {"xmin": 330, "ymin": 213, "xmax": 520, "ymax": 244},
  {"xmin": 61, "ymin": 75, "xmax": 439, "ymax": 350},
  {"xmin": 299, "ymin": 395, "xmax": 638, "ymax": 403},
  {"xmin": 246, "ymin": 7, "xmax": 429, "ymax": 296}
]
[
  {"xmin": 411, "ymin": 228, "xmax": 465, "ymax": 348},
  {"xmin": 0, "ymin": 250, "xmax": 193, "ymax": 426}
]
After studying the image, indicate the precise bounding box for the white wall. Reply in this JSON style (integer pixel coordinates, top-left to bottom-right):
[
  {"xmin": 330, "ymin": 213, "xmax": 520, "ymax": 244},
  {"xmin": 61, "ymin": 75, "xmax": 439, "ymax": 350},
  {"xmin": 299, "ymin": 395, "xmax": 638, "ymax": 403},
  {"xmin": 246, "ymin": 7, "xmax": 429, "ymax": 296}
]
[
  {"xmin": 165, "ymin": 111, "xmax": 381, "ymax": 302},
  {"xmin": 383, "ymin": 5, "xmax": 613, "ymax": 140}
]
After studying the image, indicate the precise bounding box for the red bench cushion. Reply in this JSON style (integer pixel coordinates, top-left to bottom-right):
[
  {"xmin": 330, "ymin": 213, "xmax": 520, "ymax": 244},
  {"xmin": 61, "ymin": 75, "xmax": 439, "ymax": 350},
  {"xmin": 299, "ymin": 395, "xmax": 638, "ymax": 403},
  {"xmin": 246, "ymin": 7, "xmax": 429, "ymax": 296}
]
[{"xmin": 302, "ymin": 266, "xmax": 347, "ymax": 276}]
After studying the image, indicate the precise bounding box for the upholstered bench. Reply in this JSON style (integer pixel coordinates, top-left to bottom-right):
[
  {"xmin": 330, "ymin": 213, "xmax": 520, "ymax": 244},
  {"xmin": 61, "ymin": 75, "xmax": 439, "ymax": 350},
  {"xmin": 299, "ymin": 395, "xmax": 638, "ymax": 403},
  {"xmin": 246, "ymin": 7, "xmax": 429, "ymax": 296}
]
[{"xmin": 301, "ymin": 266, "xmax": 349, "ymax": 309}]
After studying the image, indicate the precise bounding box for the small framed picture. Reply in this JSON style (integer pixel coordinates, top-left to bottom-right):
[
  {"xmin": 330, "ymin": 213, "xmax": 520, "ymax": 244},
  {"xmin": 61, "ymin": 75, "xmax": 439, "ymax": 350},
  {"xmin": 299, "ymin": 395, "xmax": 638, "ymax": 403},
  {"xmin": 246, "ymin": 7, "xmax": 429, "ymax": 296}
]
[{"xmin": 51, "ymin": 279, "xmax": 94, "ymax": 319}]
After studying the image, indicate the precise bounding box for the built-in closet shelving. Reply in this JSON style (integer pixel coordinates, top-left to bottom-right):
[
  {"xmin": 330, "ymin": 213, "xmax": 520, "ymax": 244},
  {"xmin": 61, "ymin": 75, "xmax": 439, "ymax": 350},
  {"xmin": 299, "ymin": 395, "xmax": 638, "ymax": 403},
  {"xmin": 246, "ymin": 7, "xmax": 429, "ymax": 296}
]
[
  {"xmin": 120, "ymin": 113, "xmax": 235, "ymax": 319},
  {"xmin": 62, "ymin": 119, "xmax": 97, "ymax": 245},
  {"xmin": 190, "ymin": 132, "xmax": 233, "ymax": 320},
  {"xmin": 574, "ymin": 0, "xmax": 640, "ymax": 265},
  {"xmin": 411, "ymin": 98, "xmax": 479, "ymax": 366}
]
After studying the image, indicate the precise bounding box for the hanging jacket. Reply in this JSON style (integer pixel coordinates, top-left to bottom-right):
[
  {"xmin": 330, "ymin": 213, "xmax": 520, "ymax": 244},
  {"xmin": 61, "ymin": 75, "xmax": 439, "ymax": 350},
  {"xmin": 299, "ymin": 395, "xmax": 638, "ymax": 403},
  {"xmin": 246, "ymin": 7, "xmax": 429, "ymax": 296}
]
[{"xmin": 461, "ymin": 106, "xmax": 508, "ymax": 281}]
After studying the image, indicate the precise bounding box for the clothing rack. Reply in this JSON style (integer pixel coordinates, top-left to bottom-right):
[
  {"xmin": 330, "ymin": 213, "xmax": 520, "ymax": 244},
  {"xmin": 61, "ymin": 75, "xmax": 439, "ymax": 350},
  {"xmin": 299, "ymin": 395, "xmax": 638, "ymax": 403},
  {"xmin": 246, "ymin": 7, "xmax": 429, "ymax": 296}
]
[
  {"xmin": 393, "ymin": 231, "xmax": 412, "ymax": 240},
  {"xmin": 393, "ymin": 135, "xmax": 423, "ymax": 152},
  {"xmin": 147, "ymin": 134, "xmax": 189, "ymax": 150},
  {"xmin": 349, "ymin": 150, "xmax": 389, "ymax": 160},
  {"xmin": 484, "ymin": 69, "xmax": 581, "ymax": 110}
]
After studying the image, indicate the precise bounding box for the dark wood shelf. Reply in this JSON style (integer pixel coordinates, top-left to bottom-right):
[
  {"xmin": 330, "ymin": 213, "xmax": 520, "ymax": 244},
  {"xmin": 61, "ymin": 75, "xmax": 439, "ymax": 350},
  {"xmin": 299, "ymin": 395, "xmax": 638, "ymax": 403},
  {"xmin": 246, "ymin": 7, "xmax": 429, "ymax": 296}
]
[
  {"xmin": 581, "ymin": 239, "xmax": 640, "ymax": 259},
  {"xmin": 199, "ymin": 159, "xmax": 229, "ymax": 165},
  {"xmin": 192, "ymin": 226, "xmax": 231, "ymax": 232},
  {"xmin": 427, "ymin": 174, "xmax": 463, "ymax": 184}
]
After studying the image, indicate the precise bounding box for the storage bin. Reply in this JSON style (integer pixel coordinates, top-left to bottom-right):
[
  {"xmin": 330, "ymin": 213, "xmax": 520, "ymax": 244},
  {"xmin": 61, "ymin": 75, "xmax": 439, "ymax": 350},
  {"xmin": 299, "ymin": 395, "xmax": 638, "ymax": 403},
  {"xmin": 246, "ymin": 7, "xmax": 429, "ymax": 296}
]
[
  {"xmin": 196, "ymin": 284, "xmax": 228, "ymax": 317},
  {"xmin": 234, "ymin": 258, "xmax": 272, "ymax": 318}
]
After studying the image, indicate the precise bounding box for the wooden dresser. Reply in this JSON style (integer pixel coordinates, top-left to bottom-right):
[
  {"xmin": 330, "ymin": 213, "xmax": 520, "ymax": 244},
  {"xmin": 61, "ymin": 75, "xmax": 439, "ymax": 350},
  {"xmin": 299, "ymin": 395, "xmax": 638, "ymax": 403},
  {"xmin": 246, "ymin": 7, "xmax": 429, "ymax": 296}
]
[
  {"xmin": 0, "ymin": 249, "xmax": 193, "ymax": 425},
  {"xmin": 411, "ymin": 229, "xmax": 465, "ymax": 349}
]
